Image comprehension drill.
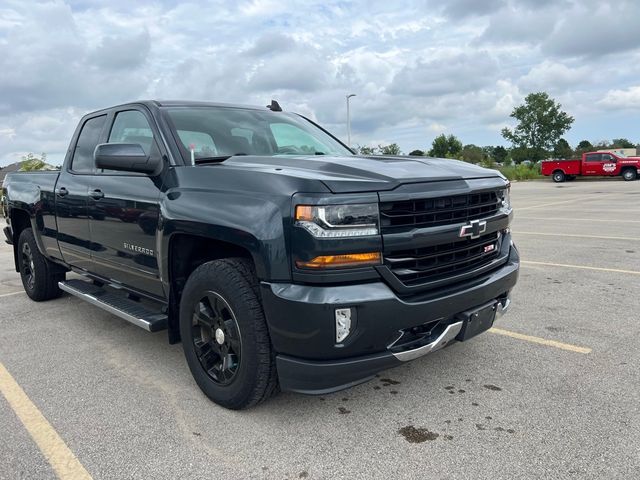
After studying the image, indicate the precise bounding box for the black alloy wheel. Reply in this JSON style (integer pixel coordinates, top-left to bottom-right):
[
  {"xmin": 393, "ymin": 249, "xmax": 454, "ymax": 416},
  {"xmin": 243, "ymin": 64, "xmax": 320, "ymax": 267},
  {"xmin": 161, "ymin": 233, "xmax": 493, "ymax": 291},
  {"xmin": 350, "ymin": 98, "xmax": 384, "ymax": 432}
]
[
  {"xmin": 21, "ymin": 241, "xmax": 36, "ymax": 291},
  {"xmin": 17, "ymin": 228, "xmax": 64, "ymax": 301},
  {"xmin": 191, "ymin": 291, "xmax": 242, "ymax": 385},
  {"xmin": 179, "ymin": 258, "xmax": 278, "ymax": 409}
]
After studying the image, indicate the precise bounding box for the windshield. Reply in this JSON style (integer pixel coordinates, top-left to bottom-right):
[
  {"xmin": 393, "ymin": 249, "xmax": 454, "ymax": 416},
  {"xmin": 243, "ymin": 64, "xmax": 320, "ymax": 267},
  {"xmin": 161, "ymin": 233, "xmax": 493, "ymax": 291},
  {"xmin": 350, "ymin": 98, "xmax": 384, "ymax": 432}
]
[{"xmin": 164, "ymin": 106, "xmax": 353, "ymax": 162}]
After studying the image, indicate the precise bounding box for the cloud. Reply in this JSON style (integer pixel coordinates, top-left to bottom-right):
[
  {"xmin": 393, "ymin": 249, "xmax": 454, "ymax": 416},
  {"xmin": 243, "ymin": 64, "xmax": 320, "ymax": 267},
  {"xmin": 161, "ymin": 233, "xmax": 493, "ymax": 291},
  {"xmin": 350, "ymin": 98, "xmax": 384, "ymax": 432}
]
[
  {"xmin": 519, "ymin": 61, "xmax": 589, "ymax": 92},
  {"xmin": 389, "ymin": 52, "xmax": 499, "ymax": 97},
  {"xmin": 598, "ymin": 85, "xmax": 640, "ymax": 110},
  {"xmin": 541, "ymin": 1, "xmax": 640, "ymax": 58},
  {"xmin": 1, "ymin": 0, "xmax": 639, "ymax": 165}
]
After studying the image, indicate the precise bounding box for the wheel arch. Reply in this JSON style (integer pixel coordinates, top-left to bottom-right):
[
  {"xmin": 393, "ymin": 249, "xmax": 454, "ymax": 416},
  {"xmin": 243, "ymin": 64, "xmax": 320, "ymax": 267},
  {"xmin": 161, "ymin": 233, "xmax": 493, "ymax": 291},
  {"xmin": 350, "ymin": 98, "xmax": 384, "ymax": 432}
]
[
  {"xmin": 165, "ymin": 233, "xmax": 257, "ymax": 344},
  {"xmin": 9, "ymin": 208, "xmax": 33, "ymax": 272}
]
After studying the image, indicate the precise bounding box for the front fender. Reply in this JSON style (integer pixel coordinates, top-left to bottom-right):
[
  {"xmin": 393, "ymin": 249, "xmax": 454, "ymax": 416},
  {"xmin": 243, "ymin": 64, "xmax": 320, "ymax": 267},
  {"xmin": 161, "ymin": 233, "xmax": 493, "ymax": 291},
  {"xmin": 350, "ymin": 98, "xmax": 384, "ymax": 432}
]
[{"xmin": 158, "ymin": 188, "xmax": 290, "ymax": 283}]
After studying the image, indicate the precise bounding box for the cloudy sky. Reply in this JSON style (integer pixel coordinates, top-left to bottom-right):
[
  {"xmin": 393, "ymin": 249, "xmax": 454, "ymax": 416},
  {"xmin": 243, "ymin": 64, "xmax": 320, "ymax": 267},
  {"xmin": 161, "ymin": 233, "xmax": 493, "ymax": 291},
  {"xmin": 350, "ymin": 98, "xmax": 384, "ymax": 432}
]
[{"xmin": 1, "ymin": 0, "xmax": 639, "ymax": 166}]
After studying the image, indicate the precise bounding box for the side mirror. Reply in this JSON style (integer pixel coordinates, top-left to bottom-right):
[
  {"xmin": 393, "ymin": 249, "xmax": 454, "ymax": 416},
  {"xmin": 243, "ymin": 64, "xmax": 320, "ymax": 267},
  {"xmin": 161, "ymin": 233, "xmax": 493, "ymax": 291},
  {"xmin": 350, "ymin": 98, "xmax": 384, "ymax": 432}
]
[{"xmin": 94, "ymin": 143, "xmax": 161, "ymax": 174}]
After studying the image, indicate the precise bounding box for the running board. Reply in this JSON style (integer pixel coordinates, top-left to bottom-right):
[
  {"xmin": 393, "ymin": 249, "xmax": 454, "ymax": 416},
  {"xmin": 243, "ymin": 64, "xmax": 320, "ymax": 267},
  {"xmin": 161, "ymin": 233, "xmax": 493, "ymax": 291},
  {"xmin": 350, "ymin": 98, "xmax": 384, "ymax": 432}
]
[{"xmin": 58, "ymin": 279, "xmax": 168, "ymax": 332}]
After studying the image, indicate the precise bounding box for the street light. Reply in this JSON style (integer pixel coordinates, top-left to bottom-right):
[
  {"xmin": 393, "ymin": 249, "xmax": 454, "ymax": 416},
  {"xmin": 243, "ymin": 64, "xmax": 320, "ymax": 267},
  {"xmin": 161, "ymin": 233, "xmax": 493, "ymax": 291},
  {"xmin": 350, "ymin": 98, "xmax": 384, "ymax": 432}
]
[{"xmin": 346, "ymin": 94, "xmax": 356, "ymax": 148}]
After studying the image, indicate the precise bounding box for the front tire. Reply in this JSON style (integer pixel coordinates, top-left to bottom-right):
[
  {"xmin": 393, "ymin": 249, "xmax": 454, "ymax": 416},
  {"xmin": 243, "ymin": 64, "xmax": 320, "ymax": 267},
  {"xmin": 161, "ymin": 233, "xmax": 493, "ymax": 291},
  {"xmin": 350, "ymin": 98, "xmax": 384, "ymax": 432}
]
[
  {"xmin": 179, "ymin": 258, "xmax": 278, "ymax": 409},
  {"xmin": 17, "ymin": 228, "xmax": 65, "ymax": 301},
  {"xmin": 552, "ymin": 171, "xmax": 566, "ymax": 183},
  {"xmin": 622, "ymin": 169, "xmax": 637, "ymax": 181}
]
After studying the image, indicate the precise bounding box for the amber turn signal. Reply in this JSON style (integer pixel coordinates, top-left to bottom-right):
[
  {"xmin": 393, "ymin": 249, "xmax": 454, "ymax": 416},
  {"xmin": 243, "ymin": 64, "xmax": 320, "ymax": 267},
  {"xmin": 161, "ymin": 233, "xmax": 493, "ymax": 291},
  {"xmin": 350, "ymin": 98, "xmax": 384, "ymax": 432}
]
[
  {"xmin": 295, "ymin": 205, "xmax": 315, "ymax": 222},
  {"xmin": 296, "ymin": 252, "xmax": 382, "ymax": 269}
]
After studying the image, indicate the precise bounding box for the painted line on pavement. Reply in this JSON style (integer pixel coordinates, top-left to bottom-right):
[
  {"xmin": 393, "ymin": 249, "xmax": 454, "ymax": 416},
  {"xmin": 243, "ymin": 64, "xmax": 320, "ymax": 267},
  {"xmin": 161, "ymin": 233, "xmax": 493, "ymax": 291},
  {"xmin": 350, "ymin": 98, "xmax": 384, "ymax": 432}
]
[
  {"xmin": 0, "ymin": 363, "xmax": 92, "ymax": 480},
  {"xmin": 0, "ymin": 291, "xmax": 24, "ymax": 299},
  {"xmin": 522, "ymin": 260, "xmax": 640, "ymax": 276},
  {"xmin": 489, "ymin": 328, "xmax": 591, "ymax": 354},
  {"xmin": 517, "ymin": 216, "xmax": 640, "ymax": 224},
  {"xmin": 517, "ymin": 193, "xmax": 614, "ymax": 211},
  {"xmin": 516, "ymin": 231, "xmax": 640, "ymax": 241}
]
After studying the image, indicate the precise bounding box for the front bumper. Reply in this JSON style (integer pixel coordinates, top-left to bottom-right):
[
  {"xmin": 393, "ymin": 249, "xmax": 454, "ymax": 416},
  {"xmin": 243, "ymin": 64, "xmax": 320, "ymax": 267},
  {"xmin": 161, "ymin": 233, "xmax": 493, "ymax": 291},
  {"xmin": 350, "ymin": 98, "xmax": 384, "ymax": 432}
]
[{"xmin": 261, "ymin": 246, "xmax": 519, "ymax": 394}]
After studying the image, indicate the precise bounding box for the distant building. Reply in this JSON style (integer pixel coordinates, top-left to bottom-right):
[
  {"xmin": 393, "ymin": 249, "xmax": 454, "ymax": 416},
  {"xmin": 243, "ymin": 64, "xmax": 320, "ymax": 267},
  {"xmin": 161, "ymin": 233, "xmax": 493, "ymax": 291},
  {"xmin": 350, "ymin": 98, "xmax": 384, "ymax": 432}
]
[
  {"xmin": 596, "ymin": 148, "xmax": 639, "ymax": 157},
  {"xmin": 0, "ymin": 162, "xmax": 59, "ymax": 184}
]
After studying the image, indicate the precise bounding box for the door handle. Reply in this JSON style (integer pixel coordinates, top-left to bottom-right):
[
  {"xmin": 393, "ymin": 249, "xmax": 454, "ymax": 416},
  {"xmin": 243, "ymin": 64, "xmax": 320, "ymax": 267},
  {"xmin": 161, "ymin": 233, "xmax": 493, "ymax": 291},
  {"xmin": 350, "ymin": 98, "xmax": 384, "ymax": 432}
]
[
  {"xmin": 89, "ymin": 189, "xmax": 104, "ymax": 200},
  {"xmin": 55, "ymin": 187, "xmax": 68, "ymax": 197}
]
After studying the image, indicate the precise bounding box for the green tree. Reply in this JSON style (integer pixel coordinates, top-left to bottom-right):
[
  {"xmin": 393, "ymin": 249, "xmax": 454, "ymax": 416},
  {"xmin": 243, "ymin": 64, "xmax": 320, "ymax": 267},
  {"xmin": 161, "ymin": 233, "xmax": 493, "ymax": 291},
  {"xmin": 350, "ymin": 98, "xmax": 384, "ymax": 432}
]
[
  {"xmin": 575, "ymin": 140, "xmax": 593, "ymax": 156},
  {"xmin": 356, "ymin": 145, "xmax": 377, "ymax": 155},
  {"xmin": 491, "ymin": 146, "xmax": 508, "ymax": 164},
  {"xmin": 20, "ymin": 153, "xmax": 47, "ymax": 171},
  {"xmin": 501, "ymin": 92, "xmax": 574, "ymax": 163},
  {"xmin": 378, "ymin": 143, "xmax": 402, "ymax": 155},
  {"xmin": 460, "ymin": 144, "xmax": 485, "ymax": 164},
  {"xmin": 611, "ymin": 138, "xmax": 635, "ymax": 148},
  {"xmin": 428, "ymin": 134, "xmax": 462, "ymax": 158},
  {"xmin": 408, "ymin": 149, "xmax": 424, "ymax": 156},
  {"xmin": 553, "ymin": 138, "xmax": 573, "ymax": 159}
]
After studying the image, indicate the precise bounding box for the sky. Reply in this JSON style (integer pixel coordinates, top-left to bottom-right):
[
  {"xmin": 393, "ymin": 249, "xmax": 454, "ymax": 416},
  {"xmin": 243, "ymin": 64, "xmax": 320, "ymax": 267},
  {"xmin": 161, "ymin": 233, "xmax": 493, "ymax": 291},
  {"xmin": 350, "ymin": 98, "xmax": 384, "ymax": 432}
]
[{"xmin": 1, "ymin": 0, "xmax": 639, "ymax": 166}]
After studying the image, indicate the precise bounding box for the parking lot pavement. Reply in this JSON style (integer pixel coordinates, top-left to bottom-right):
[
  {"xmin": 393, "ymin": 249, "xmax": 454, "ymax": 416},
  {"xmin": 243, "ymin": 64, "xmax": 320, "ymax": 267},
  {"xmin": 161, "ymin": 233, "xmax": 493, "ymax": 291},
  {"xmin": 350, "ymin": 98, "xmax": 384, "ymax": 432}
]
[{"xmin": 1, "ymin": 179, "xmax": 639, "ymax": 480}]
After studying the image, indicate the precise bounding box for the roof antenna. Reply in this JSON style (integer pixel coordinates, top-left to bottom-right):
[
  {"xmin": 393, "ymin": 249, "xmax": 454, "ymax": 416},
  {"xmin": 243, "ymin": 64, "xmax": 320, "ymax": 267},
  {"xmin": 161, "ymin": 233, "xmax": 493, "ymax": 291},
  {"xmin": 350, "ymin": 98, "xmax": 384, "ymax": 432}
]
[{"xmin": 267, "ymin": 99, "xmax": 282, "ymax": 112}]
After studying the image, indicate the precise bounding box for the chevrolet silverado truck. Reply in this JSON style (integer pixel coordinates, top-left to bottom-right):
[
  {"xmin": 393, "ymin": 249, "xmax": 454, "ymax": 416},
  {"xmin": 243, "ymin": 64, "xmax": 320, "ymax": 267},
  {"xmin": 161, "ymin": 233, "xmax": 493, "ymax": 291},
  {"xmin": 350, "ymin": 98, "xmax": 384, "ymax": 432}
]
[
  {"xmin": 2, "ymin": 100, "xmax": 519, "ymax": 409},
  {"xmin": 541, "ymin": 151, "xmax": 640, "ymax": 182}
]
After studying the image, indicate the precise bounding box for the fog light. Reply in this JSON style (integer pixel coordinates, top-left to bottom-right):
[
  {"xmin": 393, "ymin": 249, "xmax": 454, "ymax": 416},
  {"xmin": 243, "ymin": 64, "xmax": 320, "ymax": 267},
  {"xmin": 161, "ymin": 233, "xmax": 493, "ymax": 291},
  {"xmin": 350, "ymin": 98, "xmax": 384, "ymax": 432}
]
[{"xmin": 335, "ymin": 308, "xmax": 352, "ymax": 343}]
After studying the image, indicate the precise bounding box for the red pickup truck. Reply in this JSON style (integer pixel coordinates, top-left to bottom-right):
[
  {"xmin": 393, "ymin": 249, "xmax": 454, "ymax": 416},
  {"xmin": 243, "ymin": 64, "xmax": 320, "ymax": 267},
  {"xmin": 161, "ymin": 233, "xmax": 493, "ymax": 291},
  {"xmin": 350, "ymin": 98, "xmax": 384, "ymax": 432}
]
[{"xmin": 541, "ymin": 151, "xmax": 640, "ymax": 182}]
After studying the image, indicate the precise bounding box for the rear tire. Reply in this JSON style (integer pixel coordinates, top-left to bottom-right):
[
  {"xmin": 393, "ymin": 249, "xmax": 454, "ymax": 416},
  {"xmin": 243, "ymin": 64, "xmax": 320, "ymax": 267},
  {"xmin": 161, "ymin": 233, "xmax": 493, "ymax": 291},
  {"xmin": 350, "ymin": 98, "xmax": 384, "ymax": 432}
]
[
  {"xmin": 622, "ymin": 169, "xmax": 637, "ymax": 181},
  {"xmin": 552, "ymin": 171, "xmax": 565, "ymax": 183},
  {"xmin": 17, "ymin": 228, "xmax": 65, "ymax": 301},
  {"xmin": 179, "ymin": 258, "xmax": 278, "ymax": 409}
]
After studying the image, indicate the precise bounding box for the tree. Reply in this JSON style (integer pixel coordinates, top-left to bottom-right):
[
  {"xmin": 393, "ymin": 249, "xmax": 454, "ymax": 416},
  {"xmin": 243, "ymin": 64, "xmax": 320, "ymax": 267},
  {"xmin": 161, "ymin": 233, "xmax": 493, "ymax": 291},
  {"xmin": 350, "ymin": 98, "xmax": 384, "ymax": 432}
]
[
  {"xmin": 408, "ymin": 149, "xmax": 424, "ymax": 156},
  {"xmin": 575, "ymin": 140, "xmax": 593, "ymax": 156},
  {"xmin": 611, "ymin": 138, "xmax": 635, "ymax": 148},
  {"xmin": 20, "ymin": 153, "xmax": 47, "ymax": 171},
  {"xmin": 356, "ymin": 145, "xmax": 377, "ymax": 155},
  {"xmin": 428, "ymin": 134, "xmax": 462, "ymax": 158},
  {"xmin": 553, "ymin": 138, "xmax": 573, "ymax": 159},
  {"xmin": 491, "ymin": 146, "xmax": 508, "ymax": 164},
  {"xmin": 378, "ymin": 143, "xmax": 402, "ymax": 155},
  {"xmin": 501, "ymin": 92, "xmax": 574, "ymax": 162},
  {"xmin": 460, "ymin": 144, "xmax": 485, "ymax": 164}
]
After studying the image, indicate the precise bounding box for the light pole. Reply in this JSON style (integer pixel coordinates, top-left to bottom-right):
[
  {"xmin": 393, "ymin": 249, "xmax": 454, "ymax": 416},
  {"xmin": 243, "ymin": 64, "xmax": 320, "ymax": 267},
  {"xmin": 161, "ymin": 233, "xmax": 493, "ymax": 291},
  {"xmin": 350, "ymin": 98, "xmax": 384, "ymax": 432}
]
[{"xmin": 346, "ymin": 94, "xmax": 356, "ymax": 148}]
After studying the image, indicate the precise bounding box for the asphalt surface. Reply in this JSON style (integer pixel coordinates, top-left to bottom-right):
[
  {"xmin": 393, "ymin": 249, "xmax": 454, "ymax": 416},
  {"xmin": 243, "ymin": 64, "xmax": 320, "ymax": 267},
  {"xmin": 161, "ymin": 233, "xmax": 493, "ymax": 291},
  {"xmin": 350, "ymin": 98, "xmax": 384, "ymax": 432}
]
[{"xmin": 1, "ymin": 179, "xmax": 639, "ymax": 479}]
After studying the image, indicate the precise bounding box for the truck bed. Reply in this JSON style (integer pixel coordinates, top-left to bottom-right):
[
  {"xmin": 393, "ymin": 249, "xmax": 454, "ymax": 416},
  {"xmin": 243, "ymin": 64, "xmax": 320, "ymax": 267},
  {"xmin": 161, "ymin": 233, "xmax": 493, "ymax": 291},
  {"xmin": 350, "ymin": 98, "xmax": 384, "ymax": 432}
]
[{"xmin": 541, "ymin": 159, "xmax": 581, "ymax": 176}]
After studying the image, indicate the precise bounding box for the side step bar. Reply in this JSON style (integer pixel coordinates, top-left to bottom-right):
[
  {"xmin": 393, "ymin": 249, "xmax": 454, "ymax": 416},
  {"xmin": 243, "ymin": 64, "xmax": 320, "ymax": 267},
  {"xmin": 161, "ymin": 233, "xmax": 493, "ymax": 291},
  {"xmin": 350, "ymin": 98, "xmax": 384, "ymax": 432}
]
[{"xmin": 59, "ymin": 279, "xmax": 168, "ymax": 332}]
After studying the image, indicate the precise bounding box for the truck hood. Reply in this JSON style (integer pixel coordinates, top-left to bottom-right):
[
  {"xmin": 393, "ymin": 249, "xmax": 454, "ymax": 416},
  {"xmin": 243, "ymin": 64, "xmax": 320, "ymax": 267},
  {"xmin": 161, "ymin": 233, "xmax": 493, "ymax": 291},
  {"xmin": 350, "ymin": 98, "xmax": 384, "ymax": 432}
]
[{"xmin": 224, "ymin": 155, "xmax": 503, "ymax": 193}]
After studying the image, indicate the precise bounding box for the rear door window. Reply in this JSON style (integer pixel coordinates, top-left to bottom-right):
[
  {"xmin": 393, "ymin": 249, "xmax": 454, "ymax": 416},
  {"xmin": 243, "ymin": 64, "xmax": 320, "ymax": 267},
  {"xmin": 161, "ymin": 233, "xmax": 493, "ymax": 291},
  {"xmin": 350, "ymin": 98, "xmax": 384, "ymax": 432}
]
[{"xmin": 585, "ymin": 153, "xmax": 602, "ymax": 162}]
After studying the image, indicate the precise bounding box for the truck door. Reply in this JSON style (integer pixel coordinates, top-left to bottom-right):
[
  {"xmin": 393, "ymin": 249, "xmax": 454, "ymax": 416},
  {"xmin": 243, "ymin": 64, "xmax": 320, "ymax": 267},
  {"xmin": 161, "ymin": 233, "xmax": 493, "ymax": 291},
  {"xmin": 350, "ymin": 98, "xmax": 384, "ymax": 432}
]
[
  {"xmin": 87, "ymin": 108, "xmax": 164, "ymax": 297},
  {"xmin": 600, "ymin": 153, "xmax": 618, "ymax": 176},
  {"xmin": 55, "ymin": 114, "xmax": 108, "ymax": 270},
  {"xmin": 583, "ymin": 153, "xmax": 618, "ymax": 176}
]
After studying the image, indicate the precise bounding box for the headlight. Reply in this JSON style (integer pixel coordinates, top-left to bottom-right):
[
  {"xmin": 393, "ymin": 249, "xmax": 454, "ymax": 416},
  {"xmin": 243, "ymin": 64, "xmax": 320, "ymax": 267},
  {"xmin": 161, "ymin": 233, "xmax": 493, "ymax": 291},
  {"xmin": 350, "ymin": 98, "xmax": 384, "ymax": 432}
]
[
  {"xmin": 500, "ymin": 185, "xmax": 511, "ymax": 212},
  {"xmin": 295, "ymin": 203, "xmax": 379, "ymax": 238}
]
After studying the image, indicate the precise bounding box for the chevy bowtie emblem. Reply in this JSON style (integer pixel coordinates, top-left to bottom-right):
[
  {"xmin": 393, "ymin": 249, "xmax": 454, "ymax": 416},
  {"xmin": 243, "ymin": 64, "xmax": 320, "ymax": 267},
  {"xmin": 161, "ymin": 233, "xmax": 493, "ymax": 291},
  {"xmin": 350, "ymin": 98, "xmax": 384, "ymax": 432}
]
[{"xmin": 459, "ymin": 219, "xmax": 487, "ymax": 239}]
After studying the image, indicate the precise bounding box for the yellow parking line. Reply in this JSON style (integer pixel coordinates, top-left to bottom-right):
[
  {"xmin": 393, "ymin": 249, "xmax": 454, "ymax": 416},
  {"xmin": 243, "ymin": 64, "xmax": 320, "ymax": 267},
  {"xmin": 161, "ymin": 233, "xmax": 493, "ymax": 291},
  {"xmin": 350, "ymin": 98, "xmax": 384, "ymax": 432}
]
[
  {"xmin": 0, "ymin": 363, "xmax": 92, "ymax": 480},
  {"xmin": 0, "ymin": 291, "xmax": 24, "ymax": 299},
  {"xmin": 522, "ymin": 260, "xmax": 640, "ymax": 275},
  {"xmin": 517, "ymin": 216, "xmax": 640, "ymax": 224},
  {"xmin": 489, "ymin": 328, "xmax": 591, "ymax": 354},
  {"xmin": 516, "ymin": 231, "xmax": 640, "ymax": 241}
]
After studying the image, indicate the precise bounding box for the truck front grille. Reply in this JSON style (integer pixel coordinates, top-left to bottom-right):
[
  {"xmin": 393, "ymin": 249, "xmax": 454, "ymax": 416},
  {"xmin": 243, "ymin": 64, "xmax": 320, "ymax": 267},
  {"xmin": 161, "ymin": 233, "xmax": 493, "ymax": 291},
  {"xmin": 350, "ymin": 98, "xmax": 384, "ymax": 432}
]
[
  {"xmin": 380, "ymin": 190, "xmax": 501, "ymax": 233},
  {"xmin": 384, "ymin": 231, "xmax": 502, "ymax": 287}
]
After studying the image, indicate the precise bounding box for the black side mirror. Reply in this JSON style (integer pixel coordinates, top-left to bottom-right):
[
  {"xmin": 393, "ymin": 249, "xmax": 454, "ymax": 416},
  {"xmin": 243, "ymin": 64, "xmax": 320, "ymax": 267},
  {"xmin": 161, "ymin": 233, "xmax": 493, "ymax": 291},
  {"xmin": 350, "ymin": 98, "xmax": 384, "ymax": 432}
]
[{"xmin": 94, "ymin": 143, "xmax": 161, "ymax": 174}]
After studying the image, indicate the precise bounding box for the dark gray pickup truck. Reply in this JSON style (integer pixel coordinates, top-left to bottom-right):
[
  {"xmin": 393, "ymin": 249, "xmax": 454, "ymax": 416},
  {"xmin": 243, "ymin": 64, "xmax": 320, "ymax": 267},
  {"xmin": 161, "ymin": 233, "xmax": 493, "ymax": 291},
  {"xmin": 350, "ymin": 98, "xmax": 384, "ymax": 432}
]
[{"xmin": 2, "ymin": 100, "xmax": 519, "ymax": 409}]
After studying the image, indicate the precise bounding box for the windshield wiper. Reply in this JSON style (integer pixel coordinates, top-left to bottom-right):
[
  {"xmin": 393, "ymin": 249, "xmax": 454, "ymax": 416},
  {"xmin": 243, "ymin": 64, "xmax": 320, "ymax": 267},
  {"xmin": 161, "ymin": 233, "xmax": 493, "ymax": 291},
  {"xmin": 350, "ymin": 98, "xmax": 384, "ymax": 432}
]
[{"xmin": 194, "ymin": 155, "xmax": 233, "ymax": 164}]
